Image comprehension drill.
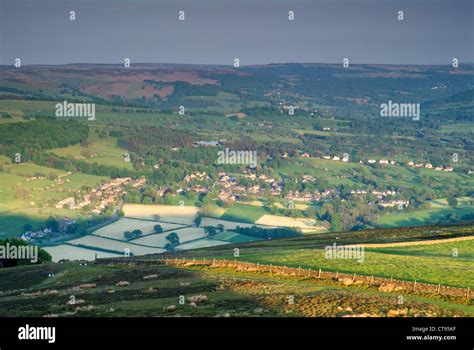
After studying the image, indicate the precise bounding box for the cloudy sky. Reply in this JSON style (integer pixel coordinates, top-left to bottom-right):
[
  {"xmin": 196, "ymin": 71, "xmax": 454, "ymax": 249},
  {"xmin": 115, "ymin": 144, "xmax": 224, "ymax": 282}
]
[{"xmin": 0, "ymin": 0, "xmax": 472, "ymax": 65}]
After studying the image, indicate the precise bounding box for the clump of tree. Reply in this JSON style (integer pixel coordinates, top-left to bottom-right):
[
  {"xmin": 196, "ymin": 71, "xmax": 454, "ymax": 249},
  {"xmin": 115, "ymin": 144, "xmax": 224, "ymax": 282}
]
[
  {"xmin": 193, "ymin": 216, "xmax": 202, "ymax": 227},
  {"xmin": 164, "ymin": 232, "xmax": 180, "ymax": 251},
  {"xmin": 203, "ymin": 224, "xmax": 225, "ymax": 236},
  {"xmin": 123, "ymin": 229, "xmax": 143, "ymax": 240}
]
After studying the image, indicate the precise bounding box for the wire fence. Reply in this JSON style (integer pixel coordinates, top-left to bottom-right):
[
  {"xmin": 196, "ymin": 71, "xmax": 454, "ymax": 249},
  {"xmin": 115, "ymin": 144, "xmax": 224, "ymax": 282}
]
[{"xmin": 99, "ymin": 256, "xmax": 472, "ymax": 299}]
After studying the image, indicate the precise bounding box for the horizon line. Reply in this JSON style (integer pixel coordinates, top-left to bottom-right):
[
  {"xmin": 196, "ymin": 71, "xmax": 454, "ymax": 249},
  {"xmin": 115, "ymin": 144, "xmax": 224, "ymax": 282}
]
[{"xmin": 1, "ymin": 61, "xmax": 474, "ymax": 68}]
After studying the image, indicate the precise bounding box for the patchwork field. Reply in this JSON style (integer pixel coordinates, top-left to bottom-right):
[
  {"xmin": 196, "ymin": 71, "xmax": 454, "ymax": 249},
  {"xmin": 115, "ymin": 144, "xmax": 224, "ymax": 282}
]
[
  {"xmin": 67, "ymin": 235, "xmax": 163, "ymax": 255},
  {"xmin": 93, "ymin": 217, "xmax": 186, "ymax": 240},
  {"xmin": 255, "ymin": 214, "xmax": 326, "ymax": 233},
  {"xmin": 44, "ymin": 204, "xmax": 270, "ymax": 261},
  {"xmin": 132, "ymin": 227, "xmax": 208, "ymax": 247}
]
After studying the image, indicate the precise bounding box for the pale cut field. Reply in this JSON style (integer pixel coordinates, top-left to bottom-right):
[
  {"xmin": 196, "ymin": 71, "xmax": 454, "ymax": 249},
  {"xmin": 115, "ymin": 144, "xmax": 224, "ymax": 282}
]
[
  {"xmin": 93, "ymin": 218, "xmax": 185, "ymax": 240},
  {"xmin": 123, "ymin": 204, "xmax": 198, "ymax": 224},
  {"xmin": 176, "ymin": 238, "xmax": 228, "ymax": 250},
  {"xmin": 44, "ymin": 244, "xmax": 123, "ymax": 262},
  {"xmin": 255, "ymin": 215, "xmax": 326, "ymax": 232},
  {"xmin": 68, "ymin": 235, "xmax": 164, "ymax": 255},
  {"xmin": 132, "ymin": 227, "xmax": 207, "ymax": 247}
]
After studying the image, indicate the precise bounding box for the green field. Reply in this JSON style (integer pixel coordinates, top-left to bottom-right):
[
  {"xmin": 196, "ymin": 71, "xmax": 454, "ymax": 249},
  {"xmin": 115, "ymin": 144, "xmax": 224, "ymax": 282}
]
[
  {"xmin": 224, "ymin": 240, "xmax": 474, "ymax": 289},
  {"xmin": 166, "ymin": 224, "xmax": 474, "ymax": 289},
  {"xmin": 376, "ymin": 197, "xmax": 473, "ymax": 228},
  {"xmin": 212, "ymin": 231, "xmax": 262, "ymax": 243},
  {"xmin": 440, "ymin": 123, "xmax": 474, "ymax": 133},
  {"xmin": 49, "ymin": 130, "xmax": 134, "ymax": 169},
  {"xmin": 220, "ymin": 203, "xmax": 270, "ymax": 223},
  {"xmin": 0, "ymin": 163, "xmax": 106, "ymax": 237}
]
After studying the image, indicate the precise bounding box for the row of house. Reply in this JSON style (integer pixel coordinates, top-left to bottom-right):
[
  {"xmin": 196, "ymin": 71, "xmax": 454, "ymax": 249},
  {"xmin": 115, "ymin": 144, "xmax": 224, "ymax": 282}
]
[
  {"xmin": 176, "ymin": 170, "xmax": 410, "ymax": 207},
  {"xmin": 294, "ymin": 151, "xmax": 456, "ymax": 173},
  {"xmin": 321, "ymin": 155, "xmax": 349, "ymax": 162},
  {"xmin": 406, "ymin": 161, "xmax": 453, "ymax": 172},
  {"xmin": 55, "ymin": 177, "xmax": 146, "ymax": 213},
  {"xmin": 351, "ymin": 189, "xmax": 398, "ymax": 198},
  {"xmin": 378, "ymin": 200, "xmax": 410, "ymax": 208}
]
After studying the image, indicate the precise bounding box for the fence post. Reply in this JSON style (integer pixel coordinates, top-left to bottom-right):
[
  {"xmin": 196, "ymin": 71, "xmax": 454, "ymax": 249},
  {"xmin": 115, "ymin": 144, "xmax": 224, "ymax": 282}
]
[
  {"xmin": 308, "ymin": 268, "xmax": 311, "ymax": 277},
  {"xmin": 413, "ymin": 280, "xmax": 417, "ymax": 291},
  {"xmin": 437, "ymin": 284, "xmax": 441, "ymax": 294},
  {"xmin": 336, "ymin": 271, "xmax": 338, "ymax": 279},
  {"xmin": 318, "ymin": 268, "xmax": 321, "ymax": 278},
  {"xmin": 369, "ymin": 275, "xmax": 373, "ymax": 285},
  {"xmin": 353, "ymin": 273, "xmax": 356, "ymax": 282},
  {"xmin": 467, "ymin": 287, "xmax": 470, "ymax": 298}
]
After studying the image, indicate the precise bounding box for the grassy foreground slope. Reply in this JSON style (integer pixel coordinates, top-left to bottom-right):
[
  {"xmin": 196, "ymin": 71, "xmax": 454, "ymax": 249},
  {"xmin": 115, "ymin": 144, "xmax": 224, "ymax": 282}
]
[
  {"xmin": 160, "ymin": 223, "xmax": 474, "ymax": 288},
  {"xmin": 0, "ymin": 257, "xmax": 472, "ymax": 318},
  {"xmin": 0, "ymin": 223, "xmax": 472, "ymax": 317}
]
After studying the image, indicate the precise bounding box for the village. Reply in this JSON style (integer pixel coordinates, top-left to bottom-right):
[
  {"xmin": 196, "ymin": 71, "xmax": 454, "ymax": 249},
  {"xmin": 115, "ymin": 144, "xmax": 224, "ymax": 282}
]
[
  {"xmin": 21, "ymin": 177, "xmax": 147, "ymax": 243},
  {"xmin": 170, "ymin": 169, "xmax": 409, "ymax": 209},
  {"xmin": 305, "ymin": 152, "xmax": 455, "ymax": 172},
  {"xmin": 55, "ymin": 177, "xmax": 146, "ymax": 213},
  {"xmin": 20, "ymin": 145, "xmax": 458, "ymax": 244}
]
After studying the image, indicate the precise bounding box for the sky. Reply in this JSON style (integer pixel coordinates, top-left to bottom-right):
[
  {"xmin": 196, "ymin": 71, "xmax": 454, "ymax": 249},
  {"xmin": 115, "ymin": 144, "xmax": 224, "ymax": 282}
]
[{"xmin": 0, "ymin": 0, "xmax": 473, "ymax": 66}]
